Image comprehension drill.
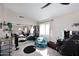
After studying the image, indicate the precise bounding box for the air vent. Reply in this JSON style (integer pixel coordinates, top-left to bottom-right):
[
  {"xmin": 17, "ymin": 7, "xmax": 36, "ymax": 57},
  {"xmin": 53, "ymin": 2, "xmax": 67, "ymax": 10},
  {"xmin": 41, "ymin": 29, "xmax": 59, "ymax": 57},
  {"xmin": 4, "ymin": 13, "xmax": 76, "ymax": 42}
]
[
  {"xmin": 19, "ymin": 16, "xmax": 24, "ymax": 18},
  {"xmin": 17, "ymin": 24, "xmax": 21, "ymax": 25}
]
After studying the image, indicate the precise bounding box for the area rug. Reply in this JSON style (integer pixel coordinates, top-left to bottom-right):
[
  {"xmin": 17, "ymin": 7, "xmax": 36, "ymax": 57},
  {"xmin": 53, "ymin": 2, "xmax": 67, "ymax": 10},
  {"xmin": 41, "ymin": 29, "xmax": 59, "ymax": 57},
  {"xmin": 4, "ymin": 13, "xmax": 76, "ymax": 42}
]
[{"xmin": 23, "ymin": 45, "xmax": 36, "ymax": 54}]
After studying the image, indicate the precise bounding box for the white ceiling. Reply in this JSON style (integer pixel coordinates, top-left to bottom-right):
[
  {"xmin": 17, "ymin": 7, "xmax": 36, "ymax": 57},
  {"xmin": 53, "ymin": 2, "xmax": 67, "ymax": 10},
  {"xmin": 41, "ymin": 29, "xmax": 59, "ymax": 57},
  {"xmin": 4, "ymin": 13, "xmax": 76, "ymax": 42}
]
[{"xmin": 3, "ymin": 3, "xmax": 79, "ymax": 21}]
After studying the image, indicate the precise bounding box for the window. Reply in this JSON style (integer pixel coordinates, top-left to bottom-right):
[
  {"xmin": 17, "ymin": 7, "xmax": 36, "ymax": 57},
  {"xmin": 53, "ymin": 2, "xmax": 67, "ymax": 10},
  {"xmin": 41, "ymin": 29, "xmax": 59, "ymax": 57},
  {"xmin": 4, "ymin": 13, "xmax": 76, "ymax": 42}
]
[
  {"xmin": 18, "ymin": 28, "xmax": 22, "ymax": 31},
  {"xmin": 30, "ymin": 26, "xmax": 34, "ymax": 34},
  {"xmin": 46, "ymin": 23, "xmax": 50, "ymax": 35},
  {"xmin": 39, "ymin": 22, "xmax": 50, "ymax": 36},
  {"xmin": 39, "ymin": 24, "xmax": 45, "ymax": 35},
  {"xmin": 24, "ymin": 27, "xmax": 27, "ymax": 33}
]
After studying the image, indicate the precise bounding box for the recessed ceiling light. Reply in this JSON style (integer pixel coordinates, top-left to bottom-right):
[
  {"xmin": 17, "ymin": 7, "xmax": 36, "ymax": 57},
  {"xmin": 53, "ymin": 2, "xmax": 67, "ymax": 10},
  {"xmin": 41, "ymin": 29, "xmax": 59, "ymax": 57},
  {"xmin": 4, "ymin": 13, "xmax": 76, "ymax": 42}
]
[{"xmin": 19, "ymin": 16, "xmax": 24, "ymax": 18}]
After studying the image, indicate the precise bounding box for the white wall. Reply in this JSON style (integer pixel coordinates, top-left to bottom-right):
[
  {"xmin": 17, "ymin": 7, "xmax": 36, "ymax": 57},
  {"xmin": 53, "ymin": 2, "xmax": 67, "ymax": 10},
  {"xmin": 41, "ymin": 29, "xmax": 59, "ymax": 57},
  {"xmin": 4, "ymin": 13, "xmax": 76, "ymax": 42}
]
[{"xmin": 50, "ymin": 12, "xmax": 79, "ymax": 42}]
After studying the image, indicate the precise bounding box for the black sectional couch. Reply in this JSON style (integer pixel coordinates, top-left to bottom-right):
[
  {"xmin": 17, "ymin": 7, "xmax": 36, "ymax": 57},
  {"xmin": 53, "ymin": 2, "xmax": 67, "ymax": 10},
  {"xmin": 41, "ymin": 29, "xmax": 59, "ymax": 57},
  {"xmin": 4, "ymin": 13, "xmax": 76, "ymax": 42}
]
[{"xmin": 48, "ymin": 35, "xmax": 79, "ymax": 56}]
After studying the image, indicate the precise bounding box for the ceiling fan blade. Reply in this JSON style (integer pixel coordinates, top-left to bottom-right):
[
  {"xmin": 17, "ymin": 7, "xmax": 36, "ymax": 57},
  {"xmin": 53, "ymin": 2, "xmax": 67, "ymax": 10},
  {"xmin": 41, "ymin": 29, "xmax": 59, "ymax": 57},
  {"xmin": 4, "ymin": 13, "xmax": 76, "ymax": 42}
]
[
  {"xmin": 60, "ymin": 3, "xmax": 70, "ymax": 5},
  {"xmin": 41, "ymin": 3, "xmax": 51, "ymax": 9}
]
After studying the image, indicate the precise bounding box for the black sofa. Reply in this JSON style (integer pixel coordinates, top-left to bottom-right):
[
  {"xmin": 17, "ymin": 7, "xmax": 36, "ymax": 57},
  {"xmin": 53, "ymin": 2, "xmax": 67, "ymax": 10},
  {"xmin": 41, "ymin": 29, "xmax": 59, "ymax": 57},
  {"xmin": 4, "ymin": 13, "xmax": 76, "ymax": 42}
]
[{"xmin": 48, "ymin": 35, "xmax": 79, "ymax": 56}]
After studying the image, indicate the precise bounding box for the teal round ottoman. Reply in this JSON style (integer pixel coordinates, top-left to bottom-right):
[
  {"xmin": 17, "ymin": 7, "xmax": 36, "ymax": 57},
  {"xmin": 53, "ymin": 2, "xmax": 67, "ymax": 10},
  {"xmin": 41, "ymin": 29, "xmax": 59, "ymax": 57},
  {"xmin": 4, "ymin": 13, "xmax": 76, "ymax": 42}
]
[{"xmin": 35, "ymin": 36, "xmax": 47, "ymax": 48}]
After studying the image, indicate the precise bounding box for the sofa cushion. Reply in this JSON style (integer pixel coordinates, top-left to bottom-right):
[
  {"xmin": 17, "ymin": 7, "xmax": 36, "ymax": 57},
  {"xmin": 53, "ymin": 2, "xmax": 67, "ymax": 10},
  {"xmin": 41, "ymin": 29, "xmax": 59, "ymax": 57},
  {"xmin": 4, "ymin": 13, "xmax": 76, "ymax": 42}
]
[{"xmin": 47, "ymin": 41, "xmax": 56, "ymax": 50}]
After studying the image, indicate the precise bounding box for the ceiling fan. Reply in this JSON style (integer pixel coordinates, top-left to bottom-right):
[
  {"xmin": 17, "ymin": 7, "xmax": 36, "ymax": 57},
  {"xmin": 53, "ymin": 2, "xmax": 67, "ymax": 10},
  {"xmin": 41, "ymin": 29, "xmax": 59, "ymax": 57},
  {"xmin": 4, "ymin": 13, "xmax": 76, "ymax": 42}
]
[{"xmin": 41, "ymin": 3, "xmax": 70, "ymax": 9}]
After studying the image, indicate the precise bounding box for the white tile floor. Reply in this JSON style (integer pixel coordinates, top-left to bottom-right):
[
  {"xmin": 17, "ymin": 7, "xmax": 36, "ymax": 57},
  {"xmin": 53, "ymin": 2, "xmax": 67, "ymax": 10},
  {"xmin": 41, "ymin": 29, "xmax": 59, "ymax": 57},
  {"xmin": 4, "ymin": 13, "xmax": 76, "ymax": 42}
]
[{"xmin": 11, "ymin": 41, "xmax": 61, "ymax": 56}]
